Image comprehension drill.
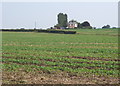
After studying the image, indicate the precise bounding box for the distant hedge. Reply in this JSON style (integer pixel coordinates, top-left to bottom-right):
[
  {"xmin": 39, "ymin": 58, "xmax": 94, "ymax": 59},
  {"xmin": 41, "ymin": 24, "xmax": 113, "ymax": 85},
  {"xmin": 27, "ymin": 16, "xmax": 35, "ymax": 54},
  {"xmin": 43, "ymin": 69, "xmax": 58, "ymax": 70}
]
[
  {"xmin": 37, "ymin": 29, "xmax": 76, "ymax": 34},
  {"xmin": 1, "ymin": 29, "xmax": 76, "ymax": 34},
  {"xmin": 1, "ymin": 29, "xmax": 35, "ymax": 32}
]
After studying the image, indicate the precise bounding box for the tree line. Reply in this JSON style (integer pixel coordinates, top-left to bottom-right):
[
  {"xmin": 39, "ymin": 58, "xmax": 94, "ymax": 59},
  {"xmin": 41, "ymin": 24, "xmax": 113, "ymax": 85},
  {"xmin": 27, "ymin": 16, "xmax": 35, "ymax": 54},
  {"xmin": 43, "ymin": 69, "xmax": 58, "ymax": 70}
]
[
  {"xmin": 53, "ymin": 13, "xmax": 115, "ymax": 29},
  {"xmin": 54, "ymin": 13, "xmax": 92, "ymax": 29}
]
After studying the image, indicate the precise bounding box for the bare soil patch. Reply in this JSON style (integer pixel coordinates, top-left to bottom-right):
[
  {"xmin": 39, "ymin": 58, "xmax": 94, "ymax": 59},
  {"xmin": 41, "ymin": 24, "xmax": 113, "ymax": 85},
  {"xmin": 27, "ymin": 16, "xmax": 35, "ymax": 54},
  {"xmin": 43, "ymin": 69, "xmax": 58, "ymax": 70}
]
[{"xmin": 2, "ymin": 69, "xmax": 119, "ymax": 84}]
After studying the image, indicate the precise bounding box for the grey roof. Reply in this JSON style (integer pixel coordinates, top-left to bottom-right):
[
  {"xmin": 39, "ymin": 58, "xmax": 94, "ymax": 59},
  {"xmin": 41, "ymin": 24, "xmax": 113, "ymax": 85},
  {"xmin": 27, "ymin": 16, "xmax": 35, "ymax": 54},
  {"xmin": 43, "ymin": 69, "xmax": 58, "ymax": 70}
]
[{"xmin": 68, "ymin": 20, "xmax": 78, "ymax": 24}]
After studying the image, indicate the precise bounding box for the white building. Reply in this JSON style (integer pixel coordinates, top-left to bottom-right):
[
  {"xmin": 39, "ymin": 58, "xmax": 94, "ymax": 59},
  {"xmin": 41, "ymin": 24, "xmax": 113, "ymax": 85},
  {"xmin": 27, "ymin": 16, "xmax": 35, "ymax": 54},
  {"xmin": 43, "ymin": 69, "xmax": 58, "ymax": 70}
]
[{"xmin": 68, "ymin": 20, "xmax": 78, "ymax": 28}]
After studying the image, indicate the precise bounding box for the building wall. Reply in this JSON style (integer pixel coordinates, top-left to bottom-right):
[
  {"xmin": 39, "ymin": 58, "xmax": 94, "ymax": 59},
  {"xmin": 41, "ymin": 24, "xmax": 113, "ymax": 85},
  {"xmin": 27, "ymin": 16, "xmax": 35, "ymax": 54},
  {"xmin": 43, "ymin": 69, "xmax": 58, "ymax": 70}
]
[{"xmin": 68, "ymin": 23, "xmax": 78, "ymax": 28}]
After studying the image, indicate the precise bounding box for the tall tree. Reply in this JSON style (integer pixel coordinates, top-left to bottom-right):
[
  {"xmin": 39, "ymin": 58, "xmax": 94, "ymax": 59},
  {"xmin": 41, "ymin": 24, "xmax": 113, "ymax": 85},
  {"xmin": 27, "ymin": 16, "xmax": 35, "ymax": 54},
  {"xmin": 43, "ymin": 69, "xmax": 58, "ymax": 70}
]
[{"xmin": 57, "ymin": 13, "xmax": 68, "ymax": 27}]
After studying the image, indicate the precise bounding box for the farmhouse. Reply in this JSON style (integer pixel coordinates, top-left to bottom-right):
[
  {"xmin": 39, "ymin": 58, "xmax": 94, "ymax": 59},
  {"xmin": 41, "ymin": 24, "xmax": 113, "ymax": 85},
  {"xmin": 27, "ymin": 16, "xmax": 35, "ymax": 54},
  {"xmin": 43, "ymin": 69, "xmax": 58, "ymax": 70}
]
[{"xmin": 68, "ymin": 20, "xmax": 78, "ymax": 28}]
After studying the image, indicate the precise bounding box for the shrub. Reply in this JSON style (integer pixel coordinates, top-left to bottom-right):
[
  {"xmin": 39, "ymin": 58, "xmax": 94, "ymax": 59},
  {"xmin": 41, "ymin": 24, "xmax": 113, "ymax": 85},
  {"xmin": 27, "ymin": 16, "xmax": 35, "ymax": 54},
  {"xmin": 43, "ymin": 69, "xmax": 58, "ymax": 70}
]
[{"xmin": 37, "ymin": 29, "xmax": 76, "ymax": 34}]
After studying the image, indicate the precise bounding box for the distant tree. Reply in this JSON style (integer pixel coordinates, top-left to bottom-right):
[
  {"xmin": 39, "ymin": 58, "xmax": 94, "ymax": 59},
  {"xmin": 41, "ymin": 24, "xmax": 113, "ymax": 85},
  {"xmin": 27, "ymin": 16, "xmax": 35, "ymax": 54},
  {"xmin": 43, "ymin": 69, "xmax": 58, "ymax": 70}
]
[
  {"xmin": 77, "ymin": 22, "xmax": 82, "ymax": 28},
  {"xmin": 34, "ymin": 28, "xmax": 36, "ymax": 30},
  {"xmin": 102, "ymin": 25, "xmax": 110, "ymax": 29},
  {"xmin": 50, "ymin": 27, "xmax": 53, "ymax": 29},
  {"xmin": 81, "ymin": 21, "xmax": 90, "ymax": 27},
  {"xmin": 80, "ymin": 21, "xmax": 92, "ymax": 29},
  {"xmin": 76, "ymin": 21, "xmax": 92, "ymax": 29},
  {"xmin": 93, "ymin": 27, "xmax": 96, "ymax": 29},
  {"xmin": 106, "ymin": 25, "xmax": 110, "ymax": 28},
  {"xmin": 57, "ymin": 13, "xmax": 68, "ymax": 27},
  {"xmin": 20, "ymin": 28, "xmax": 25, "ymax": 30},
  {"xmin": 112, "ymin": 27, "xmax": 116, "ymax": 29}
]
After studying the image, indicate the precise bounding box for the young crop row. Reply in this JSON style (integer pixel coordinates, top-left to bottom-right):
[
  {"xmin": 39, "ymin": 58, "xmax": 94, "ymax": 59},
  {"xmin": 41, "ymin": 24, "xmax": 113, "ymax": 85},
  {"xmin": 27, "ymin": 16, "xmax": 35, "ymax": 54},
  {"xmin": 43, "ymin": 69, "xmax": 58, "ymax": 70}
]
[
  {"xmin": 2, "ymin": 41, "xmax": 118, "ymax": 47},
  {"xmin": 2, "ymin": 57, "xmax": 119, "ymax": 70},
  {"xmin": 2, "ymin": 53, "xmax": 119, "ymax": 77},
  {"xmin": 3, "ymin": 61, "xmax": 119, "ymax": 77},
  {"xmin": 2, "ymin": 53, "xmax": 119, "ymax": 65},
  {"xmin": 2, "ymin": 45, "xmax": 118, "ymax": 59}
]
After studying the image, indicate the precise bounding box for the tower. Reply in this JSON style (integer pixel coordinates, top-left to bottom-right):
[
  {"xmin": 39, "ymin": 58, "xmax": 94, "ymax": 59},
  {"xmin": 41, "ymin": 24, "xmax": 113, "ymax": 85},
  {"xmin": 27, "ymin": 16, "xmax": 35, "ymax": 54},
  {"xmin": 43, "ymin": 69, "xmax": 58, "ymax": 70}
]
[
  {"xmin": 34, "ymin": 21, "xmax": 36, "ymax": 29},
  {"xmin": 118, "ymin": 1, "xmax": 120, "ymax": 28}
]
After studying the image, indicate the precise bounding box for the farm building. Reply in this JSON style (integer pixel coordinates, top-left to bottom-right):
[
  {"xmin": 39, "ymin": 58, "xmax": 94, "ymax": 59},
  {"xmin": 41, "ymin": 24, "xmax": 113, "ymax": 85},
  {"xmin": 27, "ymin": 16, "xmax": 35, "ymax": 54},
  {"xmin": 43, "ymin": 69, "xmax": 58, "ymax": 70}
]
[{"xmin": 68, "ymin": 20, "xmax": 78, "ymax": 28}]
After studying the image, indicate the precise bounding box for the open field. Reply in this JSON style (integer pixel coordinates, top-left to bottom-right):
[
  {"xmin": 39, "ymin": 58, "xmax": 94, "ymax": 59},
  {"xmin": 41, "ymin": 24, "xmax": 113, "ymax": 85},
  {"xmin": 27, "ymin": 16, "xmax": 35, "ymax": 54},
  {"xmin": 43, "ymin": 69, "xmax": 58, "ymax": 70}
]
[{"xmin": 2, "ymin": 29, "xmax": 119, "ymax": 84}]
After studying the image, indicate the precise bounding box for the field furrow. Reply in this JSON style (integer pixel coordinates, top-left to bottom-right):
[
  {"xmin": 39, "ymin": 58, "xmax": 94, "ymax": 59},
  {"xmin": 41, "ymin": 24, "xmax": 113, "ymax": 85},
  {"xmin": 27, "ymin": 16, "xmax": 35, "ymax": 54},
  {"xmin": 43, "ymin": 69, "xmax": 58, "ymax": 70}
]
[{"xmin": 2, "ymin": 29, "xmax": 119, "ymax": 84}]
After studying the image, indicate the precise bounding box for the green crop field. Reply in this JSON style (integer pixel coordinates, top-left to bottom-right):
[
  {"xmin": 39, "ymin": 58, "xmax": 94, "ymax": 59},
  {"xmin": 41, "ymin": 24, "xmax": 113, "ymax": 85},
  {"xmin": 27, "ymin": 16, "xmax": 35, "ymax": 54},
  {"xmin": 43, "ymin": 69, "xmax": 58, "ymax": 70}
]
[{"xmin": 2, "ymin": 29, "xmax": 119, "ymax": 84}]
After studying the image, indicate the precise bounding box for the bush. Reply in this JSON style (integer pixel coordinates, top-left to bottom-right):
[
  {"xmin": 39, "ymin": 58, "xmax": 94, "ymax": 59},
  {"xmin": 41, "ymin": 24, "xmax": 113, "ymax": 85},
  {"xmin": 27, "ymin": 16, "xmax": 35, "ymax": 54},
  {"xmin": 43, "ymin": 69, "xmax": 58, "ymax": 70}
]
[
  {"xmin": 64, "ymin": 31, "xmax": 76, "ymax": 34},
  {"xmin": 2, "ymin": 29, "xmax": 35, "ymax": 32},
  {"xmin": 37, "ymin": 29, "xmax": 76, "ymax": 34},
  {"xmin": 2, "ymin": 29, "xmax": 76, "ymax": 34}
]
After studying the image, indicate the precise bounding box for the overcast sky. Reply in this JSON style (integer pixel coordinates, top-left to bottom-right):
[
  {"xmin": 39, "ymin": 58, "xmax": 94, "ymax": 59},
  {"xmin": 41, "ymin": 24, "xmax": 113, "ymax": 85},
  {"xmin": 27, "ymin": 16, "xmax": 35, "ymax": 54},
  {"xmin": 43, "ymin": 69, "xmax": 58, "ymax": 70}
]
[{"xmin": 1, "ymin": 1, "xmax": 119, "ymax": 29}]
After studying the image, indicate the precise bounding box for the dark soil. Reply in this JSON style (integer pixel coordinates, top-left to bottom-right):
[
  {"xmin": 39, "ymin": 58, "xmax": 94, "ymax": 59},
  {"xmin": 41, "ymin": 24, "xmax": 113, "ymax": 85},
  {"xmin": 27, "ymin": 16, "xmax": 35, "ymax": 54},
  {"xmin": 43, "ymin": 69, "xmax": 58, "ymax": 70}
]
[
  {"xmin": 64, "ymin": 56, "xmax": 120, "ymax": 61},
  {"xmin": 2, "ymin": 69, "xmax": 119, "ymax": 84}
]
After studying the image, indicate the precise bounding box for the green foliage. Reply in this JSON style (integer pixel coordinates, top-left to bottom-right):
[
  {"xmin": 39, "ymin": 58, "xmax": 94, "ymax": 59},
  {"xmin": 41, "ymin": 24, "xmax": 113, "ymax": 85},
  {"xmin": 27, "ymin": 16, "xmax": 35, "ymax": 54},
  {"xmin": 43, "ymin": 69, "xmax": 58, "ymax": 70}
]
[
  {"xmin": 77, "ymin": 22, "xmax": 82, "ymax": 28},
  {"xmin": 57, "ymin": 13, "xmax": 68, "ymax": 27},
  {"xmin": 80, "ymin": 21, "xmax": 92, "ymax": 29},
  {"xmin": 81, "ymin": 21, "xmax": 90, "ymax": 26},
  {"xmin": 37, "ymin": 29, "xmax": 76, "ymax": 34},
  {"xmin": 77, "ymin": 21, "xmax": 92, "ymax": 29},
  {"xmin": 2, "ymin": 29, "xmax": 35, "ymax": 32},
  {"xmin": 102, "ymin": 25, "xmax": 110, "ymax": 29}
]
